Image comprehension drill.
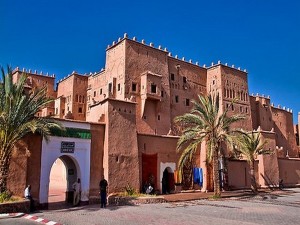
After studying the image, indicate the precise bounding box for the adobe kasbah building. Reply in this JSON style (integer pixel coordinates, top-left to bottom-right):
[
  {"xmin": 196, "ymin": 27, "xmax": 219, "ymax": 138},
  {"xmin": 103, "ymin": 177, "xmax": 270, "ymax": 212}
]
[{"xmin": 8, "ymin": 33, "xmax": 300, "ymax": 208}]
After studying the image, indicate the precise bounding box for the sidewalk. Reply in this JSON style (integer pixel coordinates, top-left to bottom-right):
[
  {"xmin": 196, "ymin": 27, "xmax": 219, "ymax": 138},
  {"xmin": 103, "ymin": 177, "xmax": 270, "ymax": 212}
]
[{"xmin": 161, "ymin": 188, "xmax": 292, "ymax": 202}]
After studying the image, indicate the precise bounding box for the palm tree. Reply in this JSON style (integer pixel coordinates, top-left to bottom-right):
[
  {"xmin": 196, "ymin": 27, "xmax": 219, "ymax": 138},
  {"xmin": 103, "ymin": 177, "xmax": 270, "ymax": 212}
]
[
  {"xmin": 175, "ymin": 94, "xmax": 244, "ymax": 197},
  {"xmin": 234, "ymin": 132, "xmax": 269, "ymax": 193},
  {"xmin": 0, "ymin": 66, "xmax": 62, "ymax": 193}
]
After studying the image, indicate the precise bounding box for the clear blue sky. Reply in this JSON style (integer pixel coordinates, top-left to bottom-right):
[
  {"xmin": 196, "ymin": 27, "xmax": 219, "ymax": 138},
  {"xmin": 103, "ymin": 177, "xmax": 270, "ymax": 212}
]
[{"xmin": 1, "ymin": 0, "xmax": 299, "ymax": 123}]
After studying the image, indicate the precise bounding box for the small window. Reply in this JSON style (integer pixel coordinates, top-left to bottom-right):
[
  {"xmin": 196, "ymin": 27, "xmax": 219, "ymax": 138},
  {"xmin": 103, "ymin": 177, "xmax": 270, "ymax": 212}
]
[
  {"xmin": 245, "ymin": 107, "xmax": 248, "ymax": 113},
  {"xmin": 213, "ymin": 80, "xmax": 215, "ymax": 85},
  {"xmin": 240, "ymin": 106, "xmax": 243, "ymax": 113},
  {"xmin": 171, "ymin": 73, "xmax": 175, "ymax": 81},
  {"xmin": 186, "ymin": 98, "xmax": 190, "ymax": 106},
  {"xmin": 100, "ymin": 88, "xmax": 102, "ymax": 95},
  {"xmin": 62, "ymin": 109, "xmax": 65, "ymax": 114},
  {"xmin": 183, "ymin": 76, "xmax": 187, "ymax": 83},
  {"xmin": 82, "ymin": 96, "xmax": 85, "ymax": 103},
  {"xmin": 79, "ymin": 95, "xmax": 82, "ymax": 103},
  {"xmin": 231, "ymin": 104, "xmax": 234, "ymax": 111},
  {"xmin": 108, "ymin": 83, "xmax": 112, "ymax": 93},
  {"xmin": 161, "ymin": 91, "xmax": 164, "ymax": 97},
  {"xmin": 118, "ymin": 83, "xmax": 120, "ymax": 91},
  {"xmin": 175, "ymin": 95, "xmax": 179, "ymax": 103},
  {"xmin": 151, "ymin": 84, "xmax": 157, "ymax": 94},
  {"xmin": 79, "ymin": 107, "xmax": 82, "ymax": 113},
  {"xmin": 132, "ymin": 83, "xmax": 137, "ymax": 92},
  {"xmin": 158, "ymin": 115, "xmax": 160, "ymax": 120},
  {"xmin": 94, "ymin": 91, "xmax": 96, "ymax": 97},
  {"xmin": 143, "ymin": 115, "xmax": 147, "ymax": 120}
]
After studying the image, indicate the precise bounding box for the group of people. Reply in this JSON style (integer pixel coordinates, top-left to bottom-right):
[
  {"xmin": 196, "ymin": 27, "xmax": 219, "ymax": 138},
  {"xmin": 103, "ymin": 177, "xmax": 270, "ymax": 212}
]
[{"xmin": 24, "ymin": 175, "xmax": 108, "ymax": 212}]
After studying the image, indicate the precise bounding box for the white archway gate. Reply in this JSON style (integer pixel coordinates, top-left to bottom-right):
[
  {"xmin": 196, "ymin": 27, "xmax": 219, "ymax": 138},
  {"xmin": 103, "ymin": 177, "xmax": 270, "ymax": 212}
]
[{"xmin": 39, "ymin": 122, "xmax": 91, "ymax": 204}]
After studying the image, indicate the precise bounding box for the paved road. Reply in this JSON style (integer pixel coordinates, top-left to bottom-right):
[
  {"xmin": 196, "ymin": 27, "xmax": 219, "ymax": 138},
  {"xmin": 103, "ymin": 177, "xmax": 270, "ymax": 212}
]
[{"xmin": 2, "ymin": 188, "xmax": 300, "ymax": 225}]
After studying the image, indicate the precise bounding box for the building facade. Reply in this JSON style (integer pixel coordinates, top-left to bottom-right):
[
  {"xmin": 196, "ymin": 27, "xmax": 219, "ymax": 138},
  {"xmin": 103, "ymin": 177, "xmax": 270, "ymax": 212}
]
[{"xmin": 8, "ymin": 34, "xmax": 300, "ymax": 207}]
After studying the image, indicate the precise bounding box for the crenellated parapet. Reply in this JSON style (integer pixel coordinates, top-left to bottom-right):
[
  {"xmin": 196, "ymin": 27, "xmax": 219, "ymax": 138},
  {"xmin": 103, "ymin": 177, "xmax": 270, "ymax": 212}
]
[
  {"xmin": 208, "ymin": 60, "xmax": 247, "ymax": 73},
  {"xmin": 250, "ymin": 93, "xmax": 293, "ymax": 113},
  {"xmin": 13, "ymin": 66, "xmax": 55, "ymax": 78}
]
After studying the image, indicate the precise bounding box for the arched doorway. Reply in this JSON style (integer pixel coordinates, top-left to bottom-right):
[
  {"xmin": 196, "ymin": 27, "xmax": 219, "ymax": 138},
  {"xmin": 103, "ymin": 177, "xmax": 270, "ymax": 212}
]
[
  {"xmin": 48, "ymin": 155, "xmax": 79, "ymax": 205},
  {"xmin": 162, "ymin": 167, "xmax": 175, "ymax": 194}
]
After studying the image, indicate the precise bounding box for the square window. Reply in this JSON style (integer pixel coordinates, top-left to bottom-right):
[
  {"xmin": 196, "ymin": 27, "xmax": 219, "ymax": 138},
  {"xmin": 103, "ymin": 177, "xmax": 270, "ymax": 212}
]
[
  {"xmin": 171, "ymin": 73, "xmax": 175, "ymax": 81},
  {"xmin": 132, "ymin": 83, "xmax": 137, "ymax": 92},
  {"xmin": 151, "ymin": 84, "xmax": 157, "ymax": 94},
  {"xmin": 186, "ymin": 98, "xmax": 190, "ymax": 106}
]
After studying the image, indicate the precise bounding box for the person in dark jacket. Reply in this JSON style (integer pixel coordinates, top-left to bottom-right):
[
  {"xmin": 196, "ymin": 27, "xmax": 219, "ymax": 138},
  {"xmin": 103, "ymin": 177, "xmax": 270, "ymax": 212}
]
[{"xmin": 99, "ymin": 175, "xmax": 108, "ymax": 208}]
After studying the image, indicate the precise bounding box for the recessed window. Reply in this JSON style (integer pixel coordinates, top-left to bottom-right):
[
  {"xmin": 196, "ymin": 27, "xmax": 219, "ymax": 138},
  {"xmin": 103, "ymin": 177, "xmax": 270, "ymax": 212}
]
[
  {"xmin": 94, "ymin": 91, "xmax": 96, "ymax": 97},
  {"xmin": 183, "ymin": 76, "xmax": 187, "ymax": 83},
  {"xmin": 100, "ymin": 88, "xmax": 102, "ymax": 95},
  {"xmin": 78, "ymin": 107, "xmax": 82, "ymax": 113},
  {"xmin": 132, "ymin": 83, "xmax": 137, "ymax": 92},
  {"xmin": 175, "ymin": 95, "xmax": 179, "ymax": 103},
  {"xmin": 151, "ymin": 84, "xmax": 157, "ymax": 94},
  {"xmin": 171, "ymin": 73, "xmax": 175, "ymax": 81},
  {"xmin": 186, "ymin": 98, "xmax": 190, "ymax": 106},
  {"xmin": 118, "ymin": 83, "xmax": 120, "ymax": 91},
  {"xmin": 158, "ymin": 115, "xmax": 160, "ymax": 120}
]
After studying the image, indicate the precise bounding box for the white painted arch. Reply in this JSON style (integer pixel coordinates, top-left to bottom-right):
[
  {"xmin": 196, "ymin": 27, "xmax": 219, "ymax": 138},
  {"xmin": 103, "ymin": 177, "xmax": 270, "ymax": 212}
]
[{"xmin": 39, "ymin": 136, "xmax": 91, "ymax": 203}]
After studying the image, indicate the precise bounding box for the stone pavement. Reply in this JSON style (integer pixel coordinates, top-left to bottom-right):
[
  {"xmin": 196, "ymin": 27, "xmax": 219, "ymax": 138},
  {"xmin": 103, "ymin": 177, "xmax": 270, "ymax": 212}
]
[{"xmin": 1, "ymin": 188, "xmax": 298, "ymax": 225}]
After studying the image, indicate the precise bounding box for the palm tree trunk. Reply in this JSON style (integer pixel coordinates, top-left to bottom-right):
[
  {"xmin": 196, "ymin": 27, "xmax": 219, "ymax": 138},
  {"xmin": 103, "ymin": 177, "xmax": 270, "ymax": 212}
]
[
  {"xmin": 249, "ymin": 160, "xmax": 257, "ymax": 193},
  {"xmin": 0, "ymin": 158, "xmax": 9, "ymax": 193},
  {"xmin": 213, "ymin": 151, "xmax": 221, "ymax": 197}
]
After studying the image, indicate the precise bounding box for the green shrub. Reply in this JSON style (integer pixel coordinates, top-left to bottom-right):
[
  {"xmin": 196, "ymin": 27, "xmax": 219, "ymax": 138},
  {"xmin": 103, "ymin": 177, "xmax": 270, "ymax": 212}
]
[
  {"xmin": 124, "ymin": 183, "xmax": 136, "ymax": 196},
  {"xmin": 0, "ymin": 191, "xmax": 13, "ymax": 203}
]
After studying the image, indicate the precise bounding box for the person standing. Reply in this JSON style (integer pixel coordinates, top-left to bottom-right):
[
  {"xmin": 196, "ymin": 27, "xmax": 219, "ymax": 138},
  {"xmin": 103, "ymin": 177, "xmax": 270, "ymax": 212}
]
[
  {"xmin": 72, "ymin": 178, "xmax": 81, "ymax": 206},
  {"xmin": 99, "ymin": 175, "xmax": 108, "ymax": 208},
  {"xmin": 24, "ymin": 185, "xmax": 34, "ymax": 212}
]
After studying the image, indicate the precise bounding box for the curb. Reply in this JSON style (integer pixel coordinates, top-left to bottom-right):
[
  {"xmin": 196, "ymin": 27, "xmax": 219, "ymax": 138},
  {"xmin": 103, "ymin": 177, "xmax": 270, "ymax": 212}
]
[
  {"xmin": 23, "ymin": 214, "xmax": 63, "ymax": 225},
  {"xmin": 0, "ymin": 212, "xmax": 24, "ymax": 219}
]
